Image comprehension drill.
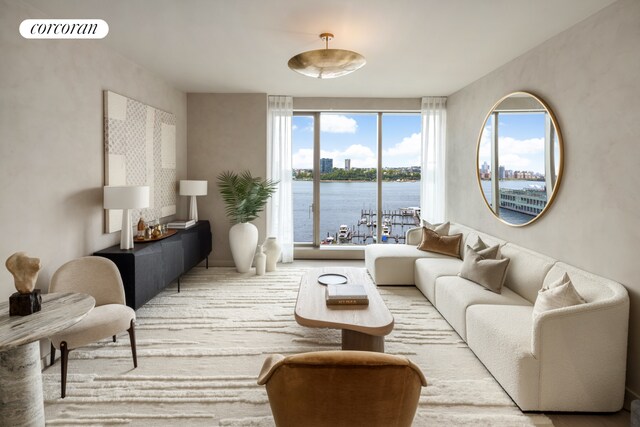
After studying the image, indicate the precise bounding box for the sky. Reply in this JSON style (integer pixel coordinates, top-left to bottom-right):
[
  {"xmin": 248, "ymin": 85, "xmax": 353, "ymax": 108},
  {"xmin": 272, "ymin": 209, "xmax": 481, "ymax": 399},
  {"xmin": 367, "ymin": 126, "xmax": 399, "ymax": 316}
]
[
  {"xmin": 292, "ymin": 113, "xmax": 422, "ymax": 169},
  {"xmin": 478, "ymin": 112, "xmax": 558, "ymax": 175}
]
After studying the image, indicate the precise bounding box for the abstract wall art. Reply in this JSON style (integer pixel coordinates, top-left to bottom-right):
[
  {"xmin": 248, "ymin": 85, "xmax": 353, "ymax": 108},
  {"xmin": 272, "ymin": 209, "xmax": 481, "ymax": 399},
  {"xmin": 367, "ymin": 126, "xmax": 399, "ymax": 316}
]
[{"xmin": 103, "ymin": 91, "xmax": 176, "ymax": 233}]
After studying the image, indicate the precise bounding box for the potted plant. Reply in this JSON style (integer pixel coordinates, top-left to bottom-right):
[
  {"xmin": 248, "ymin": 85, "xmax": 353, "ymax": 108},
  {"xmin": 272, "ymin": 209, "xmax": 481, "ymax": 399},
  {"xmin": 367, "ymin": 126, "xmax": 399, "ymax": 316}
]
[{"xmin": 217, "ymin": 170, "xmax": 278, "ymax": 273}]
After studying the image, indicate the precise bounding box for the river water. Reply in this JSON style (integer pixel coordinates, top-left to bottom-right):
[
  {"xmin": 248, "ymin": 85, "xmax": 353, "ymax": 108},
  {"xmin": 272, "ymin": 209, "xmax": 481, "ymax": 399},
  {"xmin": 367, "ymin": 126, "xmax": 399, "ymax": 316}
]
[{"xmin": 293, "ymin": 180, "xmax": 537, "ymax": 244}]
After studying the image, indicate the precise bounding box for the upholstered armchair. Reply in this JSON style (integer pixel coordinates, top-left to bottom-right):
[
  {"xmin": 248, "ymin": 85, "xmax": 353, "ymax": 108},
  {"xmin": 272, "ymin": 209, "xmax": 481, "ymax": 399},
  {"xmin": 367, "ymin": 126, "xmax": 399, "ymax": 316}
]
[
  {"xmin": 48, "ymin": 256, "xmax": 137, "ymax": 398},
  {"xmin": 257, "ymin": 350, "xmax": 427, "ymax": 427}
]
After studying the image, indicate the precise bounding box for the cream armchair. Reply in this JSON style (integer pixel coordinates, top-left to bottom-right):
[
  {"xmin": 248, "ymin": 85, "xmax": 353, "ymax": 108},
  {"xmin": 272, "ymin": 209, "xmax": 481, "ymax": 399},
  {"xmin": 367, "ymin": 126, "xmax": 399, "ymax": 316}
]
[
  {"xmin": 48, "ymin": 256, "xmax": 137, "ymax": 398},
  {"xmin": 257, "ymin": 350, "xmax": 427, "ymax": 427}
]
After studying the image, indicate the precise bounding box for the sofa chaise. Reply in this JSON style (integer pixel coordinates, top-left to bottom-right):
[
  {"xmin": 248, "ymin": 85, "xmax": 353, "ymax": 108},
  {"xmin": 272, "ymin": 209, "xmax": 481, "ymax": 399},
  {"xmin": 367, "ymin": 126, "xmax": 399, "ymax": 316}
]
[{"xmin": 365, "ymin": 222, "xmax": 629, "ymax": 412}]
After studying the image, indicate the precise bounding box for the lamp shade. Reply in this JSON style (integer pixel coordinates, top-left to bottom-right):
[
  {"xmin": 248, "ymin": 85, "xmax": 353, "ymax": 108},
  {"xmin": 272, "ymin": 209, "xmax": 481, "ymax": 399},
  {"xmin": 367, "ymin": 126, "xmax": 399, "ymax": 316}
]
[
  {"xmin": 180, "ymin": 180, "xmax": 208, "ymax": 196},
  {"xmin": 104, "ymin": 186, "xmax": 150, "ymax": 209}
]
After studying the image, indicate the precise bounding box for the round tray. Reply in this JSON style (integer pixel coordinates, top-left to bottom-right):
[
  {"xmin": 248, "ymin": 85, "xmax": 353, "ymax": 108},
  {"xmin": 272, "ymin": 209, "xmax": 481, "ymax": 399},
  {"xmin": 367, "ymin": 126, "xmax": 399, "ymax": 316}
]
[{"xmin": 317, "ymin": 273, "xmax": 348, "ymax": 286}]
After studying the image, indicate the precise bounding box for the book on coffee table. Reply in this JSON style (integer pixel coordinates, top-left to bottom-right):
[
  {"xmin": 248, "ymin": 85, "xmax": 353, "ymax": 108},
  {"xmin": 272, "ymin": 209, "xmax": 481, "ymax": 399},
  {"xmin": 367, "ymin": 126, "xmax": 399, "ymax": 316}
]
[{"xmin": 325, "ymin": 284, "xmax": 369, "ymax": 306}]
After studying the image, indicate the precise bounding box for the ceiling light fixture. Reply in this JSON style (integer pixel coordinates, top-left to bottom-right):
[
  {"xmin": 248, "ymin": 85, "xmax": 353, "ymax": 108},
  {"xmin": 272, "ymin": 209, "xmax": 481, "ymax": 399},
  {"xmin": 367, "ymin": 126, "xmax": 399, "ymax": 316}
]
[{"xmin": 288, "ymin": 33, "xmax": 366, "ymax": 79}]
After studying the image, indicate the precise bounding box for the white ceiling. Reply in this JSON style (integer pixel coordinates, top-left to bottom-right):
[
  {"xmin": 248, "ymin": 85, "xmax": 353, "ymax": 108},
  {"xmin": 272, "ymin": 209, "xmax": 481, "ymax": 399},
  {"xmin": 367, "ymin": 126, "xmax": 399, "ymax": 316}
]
[{"xmin": 26, "ymin": 0, "xmax": 616, "ymax": 97}]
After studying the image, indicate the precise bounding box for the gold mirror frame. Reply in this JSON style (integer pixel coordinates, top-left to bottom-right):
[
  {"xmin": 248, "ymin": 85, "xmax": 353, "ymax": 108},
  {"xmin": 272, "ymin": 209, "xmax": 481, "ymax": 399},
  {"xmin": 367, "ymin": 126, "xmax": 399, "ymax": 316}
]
[{"xmin": 476, "ymin": 91, "xmax": 564, "ymax": 227}]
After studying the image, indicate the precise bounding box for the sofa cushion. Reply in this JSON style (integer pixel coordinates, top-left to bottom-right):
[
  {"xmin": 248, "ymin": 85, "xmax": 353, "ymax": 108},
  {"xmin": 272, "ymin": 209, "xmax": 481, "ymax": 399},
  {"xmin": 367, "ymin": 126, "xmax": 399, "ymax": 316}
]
[
  {"xmin": 434, "ymin": 275, "xmax": 531, "ymax": 340},
  {"xmin": 417, "ymin": 228, "xmax": 463, "ymax": 258},
  {"xmin": 532, "ymin": 272, "xmax": 585, "ymax": 318},
  {"xmin": 466, "ymin": 305, "xmax": 540, "ymax": 411},
  {"xmin": 459, "ymin": 246, "xmax": 510, "ymax": 293},
  {"xmin": 365, "ymin": 244, "xmax": 449, "ymax": 285},
  {"xmin": 500, "ymin": 243, "xmax": 555, "ymax": 303},
  {"xmin": 414, "ymin": 257, "xmax": 463, "ymax": 304},
  {"xmin": 451, "ymin": 224, "xmax": 506, "ymax": 260}
]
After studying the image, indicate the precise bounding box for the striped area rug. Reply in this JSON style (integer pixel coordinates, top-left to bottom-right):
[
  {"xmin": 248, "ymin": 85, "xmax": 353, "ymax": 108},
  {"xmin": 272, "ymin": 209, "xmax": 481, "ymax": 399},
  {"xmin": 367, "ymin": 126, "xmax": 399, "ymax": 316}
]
[{"xmin": 43, "ymin": 266, "xmax": 550, "ymax": 426}]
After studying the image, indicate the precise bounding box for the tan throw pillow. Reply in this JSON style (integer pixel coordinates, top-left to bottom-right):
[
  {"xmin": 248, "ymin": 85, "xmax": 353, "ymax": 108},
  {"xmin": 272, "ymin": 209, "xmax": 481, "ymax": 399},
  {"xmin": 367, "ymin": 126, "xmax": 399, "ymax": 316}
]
[
  {"xmin": 470, "ymin": 236, "xmax": 500, "ymax": 259},
  {"xmin": 459, "ymin": 245, "xmax": 510, "ymax": 293},
  {"xmin": 421, "ymin": 220, "xmax": 450, "ymax": 236},
  {"xmin": 532, "ymin": 273, "xmax": 586, "ymax": 318},
  {"xmin": 417, "ymin": 227, "xmax": 462, "ymax": 258}
]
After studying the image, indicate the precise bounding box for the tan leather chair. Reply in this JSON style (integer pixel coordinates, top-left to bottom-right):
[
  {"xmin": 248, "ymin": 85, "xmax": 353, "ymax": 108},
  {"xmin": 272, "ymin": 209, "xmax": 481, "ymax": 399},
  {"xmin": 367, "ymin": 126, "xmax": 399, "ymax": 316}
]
[
  {"xmin": 257, "ymin": 350, "xmax": 427, "ymax": 427},
  {"xmin": 48, "ymin": 256, "xmax": 137, "ymax": 398}
]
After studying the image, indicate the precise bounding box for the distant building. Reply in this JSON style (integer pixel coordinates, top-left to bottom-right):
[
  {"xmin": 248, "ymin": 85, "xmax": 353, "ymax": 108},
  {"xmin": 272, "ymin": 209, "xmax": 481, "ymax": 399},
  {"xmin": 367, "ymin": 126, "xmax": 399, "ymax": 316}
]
[
  {"xmin": 499, "ymin": 166, "xmax": 505, "ymax": 179},
  {"xmin": 320, "ymin": 158, "xmax": 333, "ymax": 174},
  {"xmin": 482, "ymin": 161, "xmax": 490, "ymax": 174},
  {"xmin": 345, "ymin": 159, "xmax": 351, "ymax": 171}
]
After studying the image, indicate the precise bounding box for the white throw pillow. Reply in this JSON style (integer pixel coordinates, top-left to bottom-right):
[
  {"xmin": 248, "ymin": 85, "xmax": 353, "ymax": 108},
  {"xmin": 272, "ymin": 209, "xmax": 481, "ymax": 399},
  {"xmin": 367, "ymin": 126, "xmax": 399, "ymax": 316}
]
[{"xmin": 533, "ymin": 273, "xmax": 586, "ymax": 318}]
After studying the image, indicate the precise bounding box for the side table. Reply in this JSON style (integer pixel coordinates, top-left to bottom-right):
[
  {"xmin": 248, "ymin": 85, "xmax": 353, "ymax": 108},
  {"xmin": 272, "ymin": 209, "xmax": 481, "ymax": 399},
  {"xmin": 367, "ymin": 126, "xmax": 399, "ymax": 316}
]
[{"xmin": 0, "ymin": 293, "xmax": 95, "ymax": 427}]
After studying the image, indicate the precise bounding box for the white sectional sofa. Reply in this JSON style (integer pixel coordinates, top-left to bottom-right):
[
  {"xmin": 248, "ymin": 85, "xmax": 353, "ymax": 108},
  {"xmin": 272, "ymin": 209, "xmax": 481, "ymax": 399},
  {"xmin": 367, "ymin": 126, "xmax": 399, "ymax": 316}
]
[{"xmin": 364, "ymin": 222, "xmax": 630, "ymax": 412}]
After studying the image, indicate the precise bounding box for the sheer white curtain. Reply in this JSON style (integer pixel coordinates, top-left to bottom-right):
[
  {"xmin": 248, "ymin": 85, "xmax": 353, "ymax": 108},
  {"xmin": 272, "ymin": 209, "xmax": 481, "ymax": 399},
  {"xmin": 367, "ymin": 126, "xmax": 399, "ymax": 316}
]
[
  {"xmin": 420, "ymin": 97, "xmax": 447, "ymax": 223},
  {"xmin": 266, "ymin": 96, "xmax": 293, "ymax": 263}
]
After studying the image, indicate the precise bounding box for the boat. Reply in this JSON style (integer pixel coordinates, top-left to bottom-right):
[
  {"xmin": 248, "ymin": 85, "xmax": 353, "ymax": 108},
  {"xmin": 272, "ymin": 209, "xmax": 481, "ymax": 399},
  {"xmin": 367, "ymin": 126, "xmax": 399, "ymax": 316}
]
[
  {"xmin": 337, "ymin": 225, "xmax": 352, "ymax": 242},
  {"xmin": 381, "ymin": 225, "xmax": 390, "ymax": 242},
  {"xmin": 499, "ymin": 186, "xmax": 547, "ymax": 216}
]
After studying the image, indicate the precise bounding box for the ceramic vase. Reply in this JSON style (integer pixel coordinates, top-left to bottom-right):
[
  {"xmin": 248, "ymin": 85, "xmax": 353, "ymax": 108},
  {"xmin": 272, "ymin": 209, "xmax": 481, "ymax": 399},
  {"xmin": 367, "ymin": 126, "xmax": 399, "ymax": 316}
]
[
  {"xmin": 263, "ymin": 236, "xmax": 281, "ymax": 272},
  {"xmin": 229, "ymin": 222, "xmax": 258, "ymax": 273},
  {"xmin": 254, "ymin": 245, "xmax": 266, "ymax": 276}
]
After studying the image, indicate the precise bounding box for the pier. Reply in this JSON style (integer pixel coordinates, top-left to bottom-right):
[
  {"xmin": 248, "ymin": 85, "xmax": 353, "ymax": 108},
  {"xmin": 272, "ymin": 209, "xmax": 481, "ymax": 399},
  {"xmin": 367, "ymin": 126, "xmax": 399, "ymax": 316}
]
[{"xmin": 322, "ymin": 208, "xmax": 421, "ymax": 245}]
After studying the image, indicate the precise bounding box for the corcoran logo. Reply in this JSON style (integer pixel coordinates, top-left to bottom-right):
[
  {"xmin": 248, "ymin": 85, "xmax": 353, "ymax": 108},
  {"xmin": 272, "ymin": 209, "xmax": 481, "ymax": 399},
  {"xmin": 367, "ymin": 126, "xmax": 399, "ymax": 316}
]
[{"xmin": 19, "ymin": 19, "xmax": 109, "ymax": 39}]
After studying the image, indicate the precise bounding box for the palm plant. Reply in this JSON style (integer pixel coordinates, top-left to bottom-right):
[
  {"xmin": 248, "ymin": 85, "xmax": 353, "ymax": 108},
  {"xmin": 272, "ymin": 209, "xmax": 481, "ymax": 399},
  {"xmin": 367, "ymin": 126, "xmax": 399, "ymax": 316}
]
[{"xmin": 217, "ymin": 170, "xmax": 279, "ymax": 224}]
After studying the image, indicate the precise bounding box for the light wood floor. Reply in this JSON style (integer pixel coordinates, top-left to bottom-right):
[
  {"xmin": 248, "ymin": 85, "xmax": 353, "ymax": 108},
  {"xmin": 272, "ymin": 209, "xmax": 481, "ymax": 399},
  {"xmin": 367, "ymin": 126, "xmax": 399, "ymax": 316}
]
[{"xmin": 291, "ymin": 260, "xmax": 632, "ymax": 426}]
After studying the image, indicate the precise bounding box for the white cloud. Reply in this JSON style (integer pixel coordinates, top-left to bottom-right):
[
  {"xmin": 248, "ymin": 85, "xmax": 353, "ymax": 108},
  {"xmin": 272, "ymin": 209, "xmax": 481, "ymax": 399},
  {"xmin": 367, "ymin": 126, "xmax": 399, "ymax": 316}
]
[
  {"xmin": 499, "ymin": 137, "xmax": 544, "ymax": 155},
  {"xmin": 292, "ymin": 124, "xmax": 298, "ymax": 131},
  {"xmin": 292, "ymin": 144, "xmax": 377, "ymax": 169},
  {"xmin": 321, "ymin": 115, "xmax": 358, "ymax": 133},
  {"xmin": 383, "ymin": 132, "xmax": 421, "ymax": 166},
  {"xmin": 292, "ymin": 148, "xmax": 314, "ymax": 169}
]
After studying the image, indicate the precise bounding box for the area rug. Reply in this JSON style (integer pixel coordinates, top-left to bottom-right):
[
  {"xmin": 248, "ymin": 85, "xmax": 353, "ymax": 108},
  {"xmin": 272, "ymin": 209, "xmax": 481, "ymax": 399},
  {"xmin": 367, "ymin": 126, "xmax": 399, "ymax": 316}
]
[{"xmin": 43, "ymin": 266, "xmax": 551, "ymax": 426}]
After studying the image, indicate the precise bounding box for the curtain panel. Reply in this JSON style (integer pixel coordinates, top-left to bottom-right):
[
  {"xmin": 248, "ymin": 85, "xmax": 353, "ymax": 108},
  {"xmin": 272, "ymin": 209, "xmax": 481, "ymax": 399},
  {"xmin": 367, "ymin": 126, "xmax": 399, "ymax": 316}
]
[
  {"xmin": 266, "ymin": 96, "xmax": 293, "ymax": 263},
  {"xmin": 420, "ymin": 97, "xmax": 447, "ymax": 224}
]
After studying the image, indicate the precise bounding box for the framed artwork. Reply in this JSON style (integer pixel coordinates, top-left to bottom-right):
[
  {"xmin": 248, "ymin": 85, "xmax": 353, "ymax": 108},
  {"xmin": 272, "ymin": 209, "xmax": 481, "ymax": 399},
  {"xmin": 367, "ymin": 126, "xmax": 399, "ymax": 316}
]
[{"xmin": 103, "ymin": 90, "xmax": 176, "ymax": 232}]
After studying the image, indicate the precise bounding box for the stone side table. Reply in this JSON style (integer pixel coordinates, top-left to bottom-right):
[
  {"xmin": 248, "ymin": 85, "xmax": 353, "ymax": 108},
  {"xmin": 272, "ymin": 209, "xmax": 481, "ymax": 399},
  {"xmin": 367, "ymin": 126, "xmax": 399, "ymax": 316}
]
[{"xmin": 0, "ymin": 293, "xmax": 94, "ymax": 427}]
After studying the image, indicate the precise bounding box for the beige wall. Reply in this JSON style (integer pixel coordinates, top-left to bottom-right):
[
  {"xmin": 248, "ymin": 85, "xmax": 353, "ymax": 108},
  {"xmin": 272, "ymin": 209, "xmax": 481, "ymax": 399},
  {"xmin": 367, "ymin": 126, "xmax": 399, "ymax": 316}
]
[
  {"xmin": 0, "ymin": 0, "xmax": 187, "ymax": 300},
  {"xmin": 187, "ymin": 93, "xmax": 268, "ymax": 266},
  {"xmin": 446, "ymin": 0, "xmax": 640, "ymax": 400}
]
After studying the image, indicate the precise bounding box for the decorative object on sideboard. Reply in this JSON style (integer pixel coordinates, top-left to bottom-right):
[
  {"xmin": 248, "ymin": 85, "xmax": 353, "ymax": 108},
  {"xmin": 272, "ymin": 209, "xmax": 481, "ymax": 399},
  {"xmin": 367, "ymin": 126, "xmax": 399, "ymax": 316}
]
[
  {"xmin": 476, "ymin": 91, "xmax": 564, "ymax": 227},
  {"xmin": 6, "ymin": 252, "xmax": 42, "ymax": 316},
  {"xmin": 104, "ymin": 91, "xmax": 177, "ymax": 233},
  {"xmin": 217, "ymin": 171, "xmax": 278, "ymax": 273},
  {"xmin": 179, "ymin": 180, "xmax": 208, "ymax": 222},
  {"xmin": 288, "ymin": 33, "xmax": 366, "ymax": 79},
  {"xmin": 263, "ymin": 237, "xmax": 281, "ymax": 272},
  {"xmin": 104, "ymin": 185, "xmax": 150, "ymax": 250},
  {"xmin": 137, "ymin": 217, "xmax": 146, "ymax": 238},
  {"xmin": 254, "ymin": 245, "xmax": 266, "ymax": 276}
]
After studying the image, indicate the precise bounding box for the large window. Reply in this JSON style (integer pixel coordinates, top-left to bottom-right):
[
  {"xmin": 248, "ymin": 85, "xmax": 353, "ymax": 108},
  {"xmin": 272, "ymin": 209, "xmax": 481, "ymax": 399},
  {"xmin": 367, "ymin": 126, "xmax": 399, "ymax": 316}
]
[{"xmin": 292, "ymin": 112, "xmax": 421, "ymax": 246}]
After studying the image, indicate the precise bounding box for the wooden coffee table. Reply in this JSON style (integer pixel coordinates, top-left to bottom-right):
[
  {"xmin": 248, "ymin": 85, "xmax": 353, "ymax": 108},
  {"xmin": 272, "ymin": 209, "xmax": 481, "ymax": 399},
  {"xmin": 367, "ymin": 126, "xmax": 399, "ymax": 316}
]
[{"xmin": 295, "ymin": 267, "xmax": 394, "ymax": 352}]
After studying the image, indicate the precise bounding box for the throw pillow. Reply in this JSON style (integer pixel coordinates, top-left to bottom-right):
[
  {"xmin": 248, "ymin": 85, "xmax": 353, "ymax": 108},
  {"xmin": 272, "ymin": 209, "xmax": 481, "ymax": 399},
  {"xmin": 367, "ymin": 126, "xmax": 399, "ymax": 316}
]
[
  {"xmin": 532, "ymin": 273, "xmax": 586, "ymax": 318},
  {"xmin": 470, "ymin": 236, "xmax": 500, "ymax": 259},
  {"xmin": 417, "ymin": 227, "xmax": 462, "ymax": 258},
  {"xmin": 459, "ymin": 245, "xmax": 510, "ymax": 293},
  {"xmin": 421, "ymin": 220, "xmax": 450, "ymax": 236}
]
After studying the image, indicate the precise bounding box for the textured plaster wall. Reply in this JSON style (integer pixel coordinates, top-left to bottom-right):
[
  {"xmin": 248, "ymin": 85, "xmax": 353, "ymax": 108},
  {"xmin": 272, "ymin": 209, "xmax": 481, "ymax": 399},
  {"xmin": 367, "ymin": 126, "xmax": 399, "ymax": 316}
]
[
  {"xmin": 0, "ymin": 0, "xmax": 187, "ymax": 300},
  {"xmin": 446, "ymin": 0, "xmax": 640, "ymax": 399},
  {"xmin": 187, "ymin": 93, "xmax": 268, "ymax": 266}
]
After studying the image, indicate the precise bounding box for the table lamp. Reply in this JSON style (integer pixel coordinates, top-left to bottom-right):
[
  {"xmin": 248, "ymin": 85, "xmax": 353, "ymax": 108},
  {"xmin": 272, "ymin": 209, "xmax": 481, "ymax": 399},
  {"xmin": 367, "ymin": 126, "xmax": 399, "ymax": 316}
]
[
  {"xmin": 104, "ymin": 185, "xmax": 150, "ymax": 249},
  {"xmin": 179, "ymin": 180, "xmax": 207, "ymax": 222}
]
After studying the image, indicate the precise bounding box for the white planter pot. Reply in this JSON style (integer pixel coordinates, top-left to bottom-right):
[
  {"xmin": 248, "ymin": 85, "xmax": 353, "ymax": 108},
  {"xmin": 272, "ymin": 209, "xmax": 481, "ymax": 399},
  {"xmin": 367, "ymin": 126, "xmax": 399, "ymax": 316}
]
[
  {"xmin": 263, "ymin": 237, "xmax": 281, "ymax": 272},
  {"xmin": 229, "ymin": 222, "xmax": 258, "ymax": 273}
]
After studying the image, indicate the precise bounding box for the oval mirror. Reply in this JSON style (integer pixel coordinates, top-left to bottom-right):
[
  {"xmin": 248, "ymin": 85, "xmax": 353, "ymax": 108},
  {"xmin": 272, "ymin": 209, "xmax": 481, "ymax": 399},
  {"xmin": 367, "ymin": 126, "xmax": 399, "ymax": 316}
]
[{"xmin": 476, "ymin": 92, "xmax": 563, "ymax": 226}]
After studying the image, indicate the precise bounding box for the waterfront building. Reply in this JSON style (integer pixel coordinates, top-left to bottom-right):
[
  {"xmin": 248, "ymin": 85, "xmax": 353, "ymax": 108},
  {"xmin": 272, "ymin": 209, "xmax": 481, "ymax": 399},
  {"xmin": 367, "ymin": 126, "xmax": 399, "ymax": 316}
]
[
  {"xmin": 345, "ymin": 159, "xmax": 351, "ymax": 170},
  {"xmin": 320, "ymin": 158, "xmax": 333, "ymax": 174}
]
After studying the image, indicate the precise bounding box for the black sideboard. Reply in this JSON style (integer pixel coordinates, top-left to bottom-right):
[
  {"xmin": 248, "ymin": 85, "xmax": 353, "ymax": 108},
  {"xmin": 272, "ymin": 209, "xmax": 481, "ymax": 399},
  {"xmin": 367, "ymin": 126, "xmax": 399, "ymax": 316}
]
[{"xmin": 94, "ymin": 220, "xmax": 212, "ymax": 309}]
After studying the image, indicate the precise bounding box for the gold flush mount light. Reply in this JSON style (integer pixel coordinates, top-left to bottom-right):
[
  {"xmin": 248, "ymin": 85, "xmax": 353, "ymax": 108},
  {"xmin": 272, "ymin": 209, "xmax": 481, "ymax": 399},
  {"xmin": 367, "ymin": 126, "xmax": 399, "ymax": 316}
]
[{"xmin": 288, "ymin": 33, "xmax": 366, "ymax": 79}]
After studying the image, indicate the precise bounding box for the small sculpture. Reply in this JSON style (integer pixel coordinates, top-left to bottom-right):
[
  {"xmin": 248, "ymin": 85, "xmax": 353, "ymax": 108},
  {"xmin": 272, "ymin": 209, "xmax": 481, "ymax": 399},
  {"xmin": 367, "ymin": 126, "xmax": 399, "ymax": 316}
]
[
  {"xmin": 6, "ymin": 252, "xmax": 42, "ymax": 316},
  {"xmin": 6, "ymin": 252, "xmax": 41, "ymax": 294}
]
